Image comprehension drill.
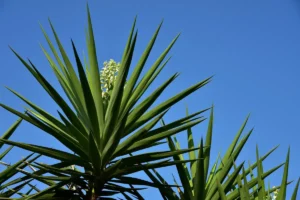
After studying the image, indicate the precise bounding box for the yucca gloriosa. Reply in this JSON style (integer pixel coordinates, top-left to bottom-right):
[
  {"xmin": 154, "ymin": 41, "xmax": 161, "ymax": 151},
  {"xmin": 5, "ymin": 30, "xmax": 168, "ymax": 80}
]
[
  {"xmin": 1, "ymin": 3, "xmax": 299, "ymax": 200},
  {"xmin": 145, "ymin": 107, "xmax": 300, "ymax": 200},
  {"xmin": 0, "ymin": 4, "xmax": 213, "ymax": 199}
]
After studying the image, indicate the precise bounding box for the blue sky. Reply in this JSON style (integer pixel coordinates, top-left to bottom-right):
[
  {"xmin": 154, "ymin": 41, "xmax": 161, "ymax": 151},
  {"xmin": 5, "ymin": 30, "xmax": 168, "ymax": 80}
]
[{"xmin": 0, "ymin": 0, "xmax": 300, "ymax": 199}]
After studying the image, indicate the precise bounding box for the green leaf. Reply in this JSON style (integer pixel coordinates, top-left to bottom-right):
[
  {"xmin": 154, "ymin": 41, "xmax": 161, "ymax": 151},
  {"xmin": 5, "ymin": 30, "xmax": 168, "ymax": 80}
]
[
  {"xmin": 126, "ymin": 77, "xmax": 211, "ymax": 134},
  {"xmin": 256, "ymin": 145, "xmax": 265, "ymax": 200},
  {"xmin": 216, "ymin": 178, "xmax": 227, "ymax": 200},
  {"xmin": 7, "ymin": 87, "xmax": 67, "ymax": 134},
  {"xmin": 277, "ymin": 147, "xmax": 290, "ymax": 200},
  {"xmin": 110, "ymin": 176, "xmax": 161, "ymax": 187},
  {"xmin": 0, "ymin": 118, "xmax": 22, "ymax": 149},
  {"xmin": 204, "ymin": 106, "xmax": 214, "ymax": 183},
  {"xmin": 226, "ymin": 163, "xmax": 284, "ymax": 200},
  {"xmin": 114, "ymin": 159, "xmax": 198, "ymax": 177},
  {"xmin": 205, "ymin": 160, "xmax": 218, "ymax": 191},
  {"xmin": 241, "ymin": 168, "xmax": 251, "ymax": 200},
  {"xmin": 234, "ymin": 145, "xmax": 279, "ymax": 185},
  {"xmin": 21, "ymin": 179, "xmax": 71, "ymax": 200},
  {"xmin": 129, "ymin": 184, "xmax": 145, "ymax": 200},
  {"xmin": 124, "ymin": 73, "xmax": 179, "ymax": 135},
  {"xmin": 0, "ymin": 161, "xmax": 69, "ymax": 191},
  {"xmin": 0, "ymin": 153, "xmax": 34, "ymax": 185},
  {"xmin": 88, "ymin": 131, "xmax": 102, "ymax": 172},
  {"xmin": 167, "ymin": 134, "xmax": 192, "ymax": 200},
  {"xmin": 47, "ymin": 20, "xmax": 86, "ymax": 110},
  {"xmin": 291, "ymin": 178, "xmax": 300, "ymax": 200},
  {"xmin": 86, "ymin": 4, "xmax": 105, "ymax": 139},
  {"xmin": 120, "ymin": 20, "xmax": 163, "ymax": 115},
  {"xmin": 32, "ymin": 162, "xmax": 89, "ymax": 178},
  {"xmin": 57, "ymin": 111, "xmax": 88, "ymax": 154},
  {"xmin": 0, "ymin": 146, "xmax": 13, "ymax": 160},
  {"xmin": 0, "ymin": 180, "xmax": 30, "ymax": 198},
  {"xmin": 121, "ymin": 147, "xmax": 199, "ymax": 166},
  {"xmin": 18, "ymin": 169, "xmax": 71, "ymax": 181},
  {"xmin": 25, "ymin": 184, "xmax": 37, "ymax": 195},
  {"xmin": 145, "ymin": 108, "xmax": 208, "ymax": 138},
  {"xmin": 40, "ymin": 27, "xmax": 89, "ymax": 128},
  {"xmin": 209, "ymin": 162, "xmax": 244, "ymax": 200},
  {"xmin": 127, "ymin": 118, "xmax": 205, "ymax": 153},
  {"xmin": 102, "ymin": 32, "xmax": 138, "ymax": 164},
  {"xmin": 194, "ymin": 138, "xmax": 205, "ymax": 200},
  {"xmin": 218, "ymin": 129, "xmax": 253, "ymax": 179},
  {"xmin": 124, "ymin": 34, "xmax": 180, "ymax": 118},
  {"xmin": 0, "ymin": 139, "xmax": 85, "ymax": 166},
  {"xmin": 39, "ymin": 23, "xmax": 69, "ymax": 78},
  {"xmin": 185, "ymin": 106, "xmax": 196, "ymax": 169},
  {"xmin": 144, "ymin": 169, "xmax": 178, "ymax": 200},
  {"xmin": 72, "ymin": 40, "xmax": 100, "ymax": 146},
  {"xmin": 25, "ymin": 109, "xmax": 86, "ymax": 158},
  {"xmin": 9, "ymin": 50, "xmax": 86, "ymax": 135},
  {"xmin": 121, "ymin": 17, "xmax": 137, "ymax": 63},
  {"xmin": 122, "ymin": 142, "xmax": 167, "ymax": 156},
  {"xmin": 173, "ymin": 136, "xmax": 192, "ymax": 184},
  {"xmin": 220, "ymin": 115, "xmax": 250, "ymax": 170},
  {"xmin": 113, "ymin": 109, "xmax": 169, "ymax": 158}
]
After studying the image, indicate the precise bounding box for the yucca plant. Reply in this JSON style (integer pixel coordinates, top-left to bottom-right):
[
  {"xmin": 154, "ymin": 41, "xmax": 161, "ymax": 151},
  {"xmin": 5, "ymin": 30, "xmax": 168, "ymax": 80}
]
[
  {"xmin": 0, "ymin": 119, "xmax": 42, "ymax": 199},
  {"xmin": 145, "ymin": 107, "xmax": 300, "ymax": 200},
  {"xmin": 0, "ymin": 4, "xmax": 212, "ymax": 199}
]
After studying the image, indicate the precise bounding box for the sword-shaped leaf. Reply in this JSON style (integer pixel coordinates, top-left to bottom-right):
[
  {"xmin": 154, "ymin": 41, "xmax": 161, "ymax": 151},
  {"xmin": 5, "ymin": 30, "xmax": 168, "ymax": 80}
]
[
  {"xmin": 86, "ymin": 5, "xmax": 105, "ymax": 138},
  {"xmin": 113, "ymin": 109, "xmax": 169, "ymax": 157},
  {"xmin": 167, "ymin": 135, "xmax": 193, "ymax": 200},
  {"xmin": 120, "ymin": 21, "xmax": 163, "ymax": 116},
  {"xmin": 0, "ymin": 118, "xmax": 22, "ymax": 149},
  {"xmin": 125, "ymin": 77, "xmax": 211, "ymax": 135},
  {"xmin": 20, "ymin": 179, "xmax": 71, "ymax": 200},
  {"xmin": 0, "ymin": 180, "xmax": 30, "ymax": 198},
  {"xmin": 0, "ymin": 153, "xmax": 34, "ymax": 185},
  {"xmin": 102, "ymin": 32, "xmax": 138, "ymax": 164},
  {"xmin": 72, "ymin": 40, "xmax": 100, "ymax": 146},
  {"xmin": 277, "ymin": 147, "xmax": 290, "ymax": 200},
  {"xmin": 127, "ymin": 119, "xmax": 205, "ymax": 153},
  {"xmin": 193, "ymin": 138, "xmax": 205, "ymax": 200},
  {"xmin": 0, "ymin": 139, "xmax": 85, "ymax": 166},
  {"xmin": 256, "ymin": 145, "xmax": 265, "ymax": 200},
  {"xmin": 204, "ymin": 106, "xmax": 214, "ymax": 183},
  {"xmin": 291, "ymin": 178, "xmax": 300, "ymax": 200},
  {"xmin": 216, "ymin": 178, "xmax": 227, "ymax": 200},
  {"xmin": 0, "ymin": 146, "xmax": 13, "ymax": 160}
]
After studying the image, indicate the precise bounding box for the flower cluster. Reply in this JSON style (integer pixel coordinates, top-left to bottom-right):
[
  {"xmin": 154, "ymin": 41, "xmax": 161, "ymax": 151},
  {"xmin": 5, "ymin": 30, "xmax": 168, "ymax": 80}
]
[
  {"xmin": 272, "ymin": 188, "xmax": 279, "ymax": 200},
  {"xmin": 265, "ymin": 187, "xmax": 279, "ymax": 200},
  {"xmin": 100, "ymin": 59, "xmax": 120, "ymax": 100}
]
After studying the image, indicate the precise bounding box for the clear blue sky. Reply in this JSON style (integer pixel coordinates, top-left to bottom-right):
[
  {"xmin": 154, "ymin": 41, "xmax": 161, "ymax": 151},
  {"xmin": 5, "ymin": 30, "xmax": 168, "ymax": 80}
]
[{"xmin": 0, "ymin": 0, "xmax": 300, "ymax": 199}]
